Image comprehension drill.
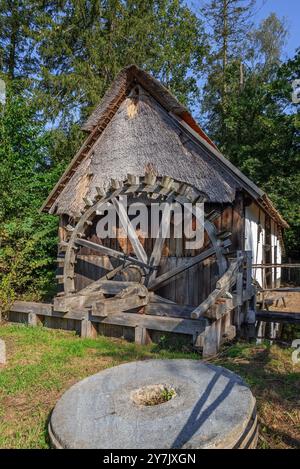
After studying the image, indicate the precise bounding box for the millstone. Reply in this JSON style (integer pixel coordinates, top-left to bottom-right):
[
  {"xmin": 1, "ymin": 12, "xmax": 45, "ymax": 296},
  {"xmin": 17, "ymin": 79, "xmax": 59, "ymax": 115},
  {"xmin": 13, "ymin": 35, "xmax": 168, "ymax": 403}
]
[{"xmin": 49, "ymin": 359, "xmax": 258, "ymax": 449}]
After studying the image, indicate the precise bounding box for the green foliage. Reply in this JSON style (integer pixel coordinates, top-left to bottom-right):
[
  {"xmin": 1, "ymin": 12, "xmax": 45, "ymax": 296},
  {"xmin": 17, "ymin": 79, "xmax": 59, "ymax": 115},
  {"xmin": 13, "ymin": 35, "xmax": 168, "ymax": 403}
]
[
  {"xmin": 37, "ymin": 0, "xmax": 208, "ymax": 125},
  {"xmin": 202, "ymin": 1, "xmax": 299, "ymax": 257},
  {"xmin": 0, "ymin": 84, "xmax": 59, "ymax": 309}
]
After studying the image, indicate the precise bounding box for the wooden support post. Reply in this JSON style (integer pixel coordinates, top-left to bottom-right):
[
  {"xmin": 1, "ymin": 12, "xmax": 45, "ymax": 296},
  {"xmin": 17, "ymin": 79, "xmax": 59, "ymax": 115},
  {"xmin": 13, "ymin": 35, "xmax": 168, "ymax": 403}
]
[
  {"xmin": 0, "ymin": 339, "xmax": 6, "ymax": 365},
  {"xmin": 28, "ymin": 312, "xmax": 43, "ymax": 327},
  {"xmin": 202, "ymin": 320, "xmax": 221, "ymax": 358},
  {"xmin": 223, "ymin": 313, "xmax": 236, "ymax": 341},
  {"xmin": 80, "ymin": 319, "xmax": 97, "ymax": 338},
  {"xmin": 134, "ymin": 326, "xmax": 151, "ymax": 345}
]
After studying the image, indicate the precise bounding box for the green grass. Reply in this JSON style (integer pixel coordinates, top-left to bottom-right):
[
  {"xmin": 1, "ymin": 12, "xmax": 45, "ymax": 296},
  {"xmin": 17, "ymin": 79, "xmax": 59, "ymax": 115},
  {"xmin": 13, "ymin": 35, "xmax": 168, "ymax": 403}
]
[{"xmin": 0, "ymin": 323, "xmax": 299, "ymax": 449}]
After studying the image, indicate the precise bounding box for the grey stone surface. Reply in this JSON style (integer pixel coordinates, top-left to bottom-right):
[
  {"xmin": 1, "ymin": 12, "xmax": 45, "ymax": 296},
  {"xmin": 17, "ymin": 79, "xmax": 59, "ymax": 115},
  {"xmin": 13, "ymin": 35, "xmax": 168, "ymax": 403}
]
[
  {"xmin": 49, "ymin": 359, "xmax": 256, "ymax": 449},
  {"xmin": 0, "ymin": 339, "xmax": 6, "ymax": 364}
]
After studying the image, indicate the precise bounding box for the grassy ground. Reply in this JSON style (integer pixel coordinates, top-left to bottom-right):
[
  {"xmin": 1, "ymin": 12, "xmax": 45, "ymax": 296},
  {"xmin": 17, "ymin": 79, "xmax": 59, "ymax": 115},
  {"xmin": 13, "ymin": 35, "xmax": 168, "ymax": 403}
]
[{"xmin": 0, "ymin": 323, "xmax": 299, "ymax": 449}]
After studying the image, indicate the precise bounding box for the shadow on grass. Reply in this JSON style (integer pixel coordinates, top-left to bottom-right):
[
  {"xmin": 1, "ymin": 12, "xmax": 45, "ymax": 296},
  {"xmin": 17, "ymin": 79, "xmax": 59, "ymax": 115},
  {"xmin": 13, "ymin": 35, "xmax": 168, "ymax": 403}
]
[{"xmin": 214, "ymin": 343, "xmax": 300, "ymax": 449}]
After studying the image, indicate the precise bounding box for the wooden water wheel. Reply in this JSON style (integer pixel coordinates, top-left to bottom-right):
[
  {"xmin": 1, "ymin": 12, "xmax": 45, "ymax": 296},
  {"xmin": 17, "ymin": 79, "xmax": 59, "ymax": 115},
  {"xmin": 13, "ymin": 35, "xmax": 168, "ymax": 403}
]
[{"xmin": 54, "ymin": 173, "xmax": 232, "ymax": 318}]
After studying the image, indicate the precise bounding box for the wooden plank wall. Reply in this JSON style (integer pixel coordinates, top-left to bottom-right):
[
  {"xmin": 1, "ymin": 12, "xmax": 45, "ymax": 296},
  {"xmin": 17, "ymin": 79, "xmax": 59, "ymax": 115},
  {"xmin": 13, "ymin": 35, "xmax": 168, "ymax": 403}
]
[{"xmin": 7, "ymin": 311, "xmax": 82, "ymax": 335}]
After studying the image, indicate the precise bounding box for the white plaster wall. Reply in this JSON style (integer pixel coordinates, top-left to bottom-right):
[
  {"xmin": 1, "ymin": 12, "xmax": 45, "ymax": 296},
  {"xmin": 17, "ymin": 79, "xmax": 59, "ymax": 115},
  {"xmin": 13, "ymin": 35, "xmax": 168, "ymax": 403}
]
[
  {"xmin": 245, "ymin": 203, "xmax": 265, "ymax": 287},
  {"xmin": 245, "ymin": 202, "xmax": 281, "ymax": 287}
]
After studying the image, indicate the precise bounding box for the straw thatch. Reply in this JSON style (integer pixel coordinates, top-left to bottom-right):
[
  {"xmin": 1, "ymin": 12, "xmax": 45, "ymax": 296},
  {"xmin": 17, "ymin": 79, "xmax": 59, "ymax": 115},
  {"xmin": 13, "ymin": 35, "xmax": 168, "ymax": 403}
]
[
  {"xmin": 50, "ymin": 87, "xmax": 239, "ymax": 216},
  {"xmin": 81, "ymin": 64, "xmax": 216, "ymax": 150}
]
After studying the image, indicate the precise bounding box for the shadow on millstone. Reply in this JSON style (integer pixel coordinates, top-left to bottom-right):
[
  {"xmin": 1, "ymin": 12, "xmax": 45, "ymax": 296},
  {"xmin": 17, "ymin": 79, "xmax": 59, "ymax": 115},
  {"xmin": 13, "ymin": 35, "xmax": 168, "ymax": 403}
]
[
  {"xmin": 48, "ymin": 359, "xmax": 258, "ymax": 449},
  {"xmin": 171, "ymin": 367, "xmax": 235, "ymax": 448}
]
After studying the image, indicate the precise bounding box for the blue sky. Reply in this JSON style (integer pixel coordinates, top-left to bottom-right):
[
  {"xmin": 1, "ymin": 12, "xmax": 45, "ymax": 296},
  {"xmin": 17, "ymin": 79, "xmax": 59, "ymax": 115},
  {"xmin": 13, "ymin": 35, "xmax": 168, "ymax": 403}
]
[{"xmin": 188, "ymin": 0, "xmax": 299, "ymax": 59}]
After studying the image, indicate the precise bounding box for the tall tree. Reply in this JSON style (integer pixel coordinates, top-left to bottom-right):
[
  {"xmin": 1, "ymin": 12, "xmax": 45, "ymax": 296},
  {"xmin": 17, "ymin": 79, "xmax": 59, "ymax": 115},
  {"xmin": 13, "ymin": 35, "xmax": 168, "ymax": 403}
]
[
  {"xmin": 252, "ymin": 12, "xmax": 287, "ymax": 68},
  {"xmin": 0, "ymin": 0, "xmax": 39, "ymax": 80},
  {"xmin": 201, "ymin": 0, "xmax": 255, "ymax": 142},
  {"xmin": 37, "ymin": 0, "xmax": 209, "ymax": 126}
]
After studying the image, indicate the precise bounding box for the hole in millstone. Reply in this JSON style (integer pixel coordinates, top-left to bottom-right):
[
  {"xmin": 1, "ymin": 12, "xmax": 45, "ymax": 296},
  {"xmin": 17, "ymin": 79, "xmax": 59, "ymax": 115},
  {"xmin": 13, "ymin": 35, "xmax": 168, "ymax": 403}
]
[{"xmin": 131, "ymin": 384, "xmax": 176, "ymax": 406}]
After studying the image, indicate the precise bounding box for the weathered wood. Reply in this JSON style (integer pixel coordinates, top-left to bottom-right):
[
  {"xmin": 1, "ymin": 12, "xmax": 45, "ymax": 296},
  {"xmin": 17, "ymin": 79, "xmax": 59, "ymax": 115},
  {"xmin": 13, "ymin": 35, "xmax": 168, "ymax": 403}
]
[
  {"xmin": 28, "ymin": 312, "xmax": 43, "ymax": 327},
  {"xmin": 92, "ymin": 294, "xmax": 148, "ymax": 316},
  {"xmin": 256, "ymin": 310, "xmax": 300, "ymax": 324},
  {"xmin": 144, "ymin": 172, "xmax": 157, "ymax": 185},
  {"xmin": 80, "ymin": 318, "xmax": 97, "ymax": 338},
  {"xmin": 11, "ymin": 301, "xmax": 88, "ymax": 321},
  {"xmin": 92, "ymin": 311, "xmax": 208, "ymax": 336},
  {"xmin": 0, "ymin": 339, "xmax": 6, "ymax": 365},
  {"xmin": 147, "ymin": 199, "xmax": 174, "ymax": 285},
  {"xmin": 134, "ymin": 326, "xmax": 151, "ymax": 345},
  {"xmin": 252, "ymin": 264, "xmax": 300, "ymax": 268},
  {"xmin": 231, "ymin": 192, "xmax": 244, "ymax": 250},
  {"xmin": 95, "ymin": 186, "xmax": 106, "ymax": 198},
  {"xmin": 58, "ymin": 241, "xmax": 69, "ymax": 252},
  {"xmin": 202, "ymin": 320, "xmax": 221, "ymax": 357},
  {"xmin": 83, "ymin": 196, "xmax": 94, "ymax": 207},
  {"xmin": 54, "ymin": 280, "xmax": 147, "ymax": 312},
  {"xmin": 149, "ymin": 293, "xmax": 177, "ymax": 304},
  {"xmin": 11, "ymin": 301, "xmax": 53, "ymax": 316},
  {"xmin": 191, "ymin": 289, "xmax": 222, "ymax": 320},
  {"xmin": 216, "ymin": 258, "xmax": 242, "ymax": 290},
  {"xmin": 149, "ymin": 244, "xmax": 230, "ymax": 291},
  {"xmin": 75, "ymin": 238, "xmax": 149, "ymax": 269},
  {"xmin": 145, "ymin": 302, "xmax": 194, "ymax": 318},
  {"xmin": 111, "ymin": 197, "xmax": 148, "ymax": 264},
  {"xmin": 127, "ymin": 174, "xmax": 140, "ymax": 185},
  {"xmin": 202, "ymin": 311, "xmax": 235, "ymax": 357},
  {"xmin": 206, "ymin": 210, "xmax": 221, "ymax": 222},
  {"xmin": 260, "ymin": 287, "xmax": 300, "ymax": 292},
  {"xmin": 204, "ymin": 301, "xmax": 227, "ymax": 320},
  {"xmin": 161, "ymin": 175, "xmax": 173, "ymax": 189},
  {"xmin": 191, "ymin": 257, "xmax": 242, "ymax": 319},
  {"xmin": 90, "ymin": 283, "xmax": 149, "ymax": 317}
]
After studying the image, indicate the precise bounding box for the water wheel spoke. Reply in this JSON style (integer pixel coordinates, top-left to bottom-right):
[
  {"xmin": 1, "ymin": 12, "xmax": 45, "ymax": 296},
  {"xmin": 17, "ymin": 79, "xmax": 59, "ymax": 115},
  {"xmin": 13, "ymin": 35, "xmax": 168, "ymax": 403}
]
[
  {"xmin": 75, "ymin": 238, "xmax": 150, "ymax": 269},
  {"xmin": 147, "ymin": 195, "xmax": 175, "ymax": 285},
  {"xmin": 149, "ymin": 246, "xmax": 218, "ymax": 291},
  {"xmin": 112, "ymin": 196, "xmax": 148, "ymax": 264}
]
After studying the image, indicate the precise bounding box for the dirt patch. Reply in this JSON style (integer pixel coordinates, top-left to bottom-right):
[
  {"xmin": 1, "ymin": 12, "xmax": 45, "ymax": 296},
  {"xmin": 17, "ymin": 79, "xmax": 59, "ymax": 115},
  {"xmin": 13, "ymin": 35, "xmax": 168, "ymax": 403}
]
[{"xmin": 270, "ymin": 291, "xmax": 300, "ymax": 313}]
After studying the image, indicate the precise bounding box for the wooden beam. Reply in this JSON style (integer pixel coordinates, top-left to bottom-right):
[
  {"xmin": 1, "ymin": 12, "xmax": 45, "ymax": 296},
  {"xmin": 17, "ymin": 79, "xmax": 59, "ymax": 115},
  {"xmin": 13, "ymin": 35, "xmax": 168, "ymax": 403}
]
[
  {"xmin": 11, "ymin": 301, "xmax": 53, "ymax": 316},
  {"xmin": 54, "ymin": 280, "xmax": 147, "ymax": 312},
  {"xmin": 92, "ymin": 311, "xmax": 208, "ymax": 335},
  {"xmin": 111, "ymin": 197, "xmax": 148, "ymax": 264},
  {"xmin": 92, "ymin": 294, "xmax": 148, "ymax": 316},
  {"xmin": 134, "ymin": 326, "xmax": 151, "ymax": 345},
  {"xmin": 75, "ymin": 238, "xmax": 150, "ymax": 269},
  {"xmin": 256, "ymin": 310, "xmax": 300, "ymax": 323},
  {"xmin": 147, "ymin": 198, "xmax": 174, "ymax": 285},
  {"xmin": 10, "ymin": 301, "xmax": 209, "ymax": 340},
  {"xmin": 80, "ymin": 319, "xmax": 97, "ymax": 338},
  {"xmin": 191, "ymin": 257, "xmax": 243, "ymax": 319},
  {"xmin": 252, "ymin": 264, "xmax": 300, "ymax": 268},
  {"xmin": 145, "ymin": 302, "xmax": 194, "ymax": 318},
  {"xmin": 77, "ymin": 265, "xmax": 125, "ymax": 295},
  {"xmin": 149, "ymin": 245, "xmax": 219, "ymax": 291},
  {"xmin": 260, "ymin": 287, "xmax": 300, "ymax": 292}
]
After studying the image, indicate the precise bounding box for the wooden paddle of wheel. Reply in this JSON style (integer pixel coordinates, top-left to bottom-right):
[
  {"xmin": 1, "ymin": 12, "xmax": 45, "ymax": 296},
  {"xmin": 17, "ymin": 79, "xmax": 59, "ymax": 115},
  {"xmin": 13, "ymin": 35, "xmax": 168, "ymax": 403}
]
[{"xmin": 54, "ymin": 173, "xmax": 231, "ymax": 321}]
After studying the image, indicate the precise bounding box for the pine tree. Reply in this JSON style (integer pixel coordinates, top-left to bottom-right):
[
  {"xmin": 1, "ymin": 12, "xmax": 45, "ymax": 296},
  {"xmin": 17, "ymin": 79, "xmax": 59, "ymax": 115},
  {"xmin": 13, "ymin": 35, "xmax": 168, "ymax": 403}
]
[{"xmin": 0, "ymin": 0, "xmax": 39, "ymax": 80}]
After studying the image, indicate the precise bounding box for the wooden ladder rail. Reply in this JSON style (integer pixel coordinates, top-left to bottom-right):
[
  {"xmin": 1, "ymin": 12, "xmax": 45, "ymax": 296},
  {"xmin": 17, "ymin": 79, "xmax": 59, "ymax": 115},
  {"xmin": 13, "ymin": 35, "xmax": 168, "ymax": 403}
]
[{"xmin": 191, "ymin": 255, "xmax": 244, "ymax": 320}]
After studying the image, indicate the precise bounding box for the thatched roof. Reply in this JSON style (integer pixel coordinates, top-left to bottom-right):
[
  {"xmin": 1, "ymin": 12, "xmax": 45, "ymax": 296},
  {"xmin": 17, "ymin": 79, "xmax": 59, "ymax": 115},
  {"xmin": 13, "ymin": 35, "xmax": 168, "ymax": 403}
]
[
  {"xmin": 40, "ymin": 65, "xmax": 288, "ymax": 229},
  {"xmin": 81, "ymin": 65, "xmax": 217, "ymax": 150}
]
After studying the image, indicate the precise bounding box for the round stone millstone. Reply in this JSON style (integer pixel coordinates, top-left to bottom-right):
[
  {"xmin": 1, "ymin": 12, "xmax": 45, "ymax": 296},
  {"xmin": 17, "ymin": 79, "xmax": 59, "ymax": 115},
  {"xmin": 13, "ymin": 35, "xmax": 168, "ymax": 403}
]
[{"xmin": 49, "ymin": 359, "xmax": 258, "ymax": 449}]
